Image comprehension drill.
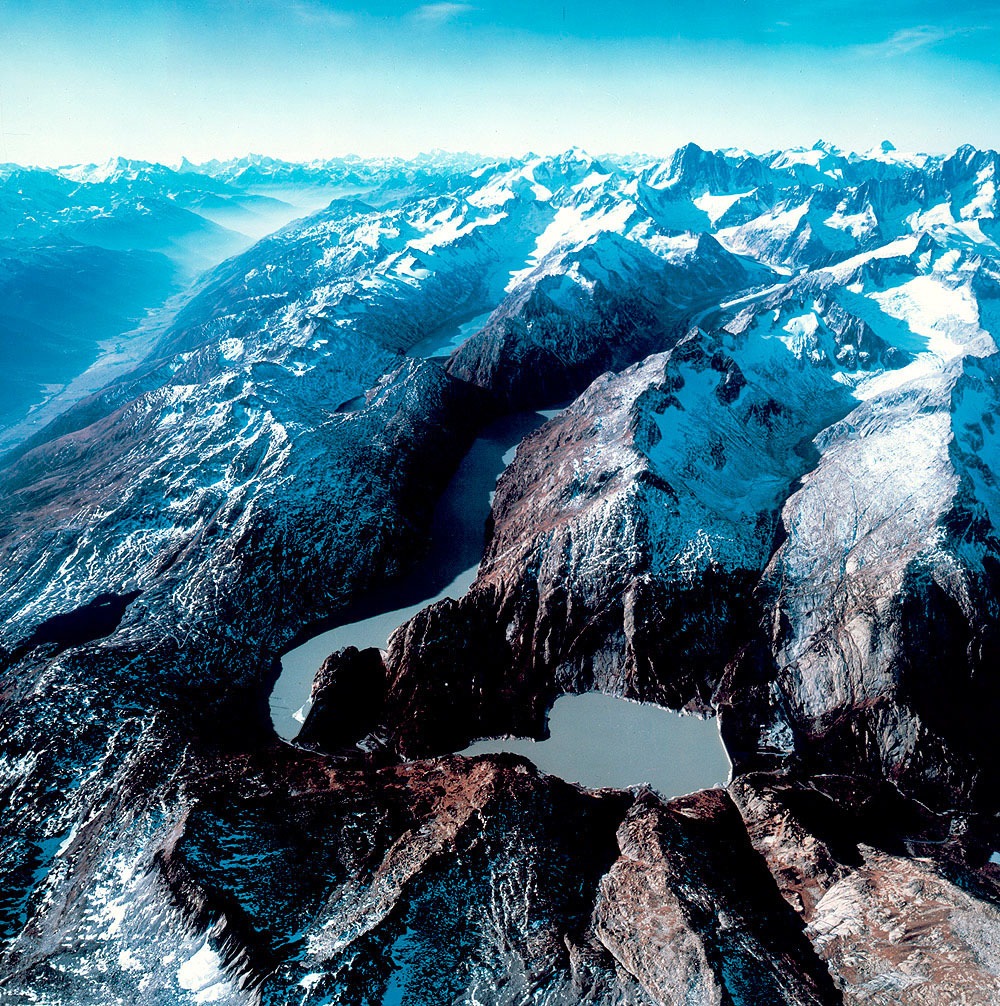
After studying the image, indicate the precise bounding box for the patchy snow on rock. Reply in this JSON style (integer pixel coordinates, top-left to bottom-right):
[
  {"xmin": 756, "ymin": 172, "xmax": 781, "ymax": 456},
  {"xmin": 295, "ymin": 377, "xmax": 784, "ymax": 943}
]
[{"xmin": 505, "ymin": 199, "xmax": 636, "ymax": 291}]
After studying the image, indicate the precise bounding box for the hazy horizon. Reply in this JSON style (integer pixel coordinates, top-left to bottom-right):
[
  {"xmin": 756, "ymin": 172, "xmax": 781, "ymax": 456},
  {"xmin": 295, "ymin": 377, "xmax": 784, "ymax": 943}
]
[
  {"xmin": 2, "ymin": 1, "xmax": 998, "ymax": 166},
  {"xmin": 1, "ymin": 138, "xmax": 990, "ymax": 173}
]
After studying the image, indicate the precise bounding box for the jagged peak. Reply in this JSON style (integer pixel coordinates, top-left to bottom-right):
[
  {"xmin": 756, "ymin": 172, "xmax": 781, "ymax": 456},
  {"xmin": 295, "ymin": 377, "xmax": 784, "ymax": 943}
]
[
  {"xmin": 559, "ymin": 145, "xmax": 595, "ymax": 163},
  {"xmin": 672, "ymin": 140, "xmax": 709, "ymax": 158}
]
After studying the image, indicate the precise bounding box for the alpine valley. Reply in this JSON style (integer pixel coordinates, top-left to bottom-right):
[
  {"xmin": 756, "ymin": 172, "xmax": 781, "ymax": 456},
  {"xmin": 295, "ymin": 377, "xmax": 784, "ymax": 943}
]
[{"xmin": 2, "ymin": 141, "xmax": 1000, "ymax": 1005}]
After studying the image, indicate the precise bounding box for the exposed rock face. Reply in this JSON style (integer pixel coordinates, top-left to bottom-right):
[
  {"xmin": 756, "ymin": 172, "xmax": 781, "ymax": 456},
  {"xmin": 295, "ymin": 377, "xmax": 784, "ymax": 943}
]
[
  {"xmin": 10, "ymin": 737, "xmax": 997, "ymax": 1006},
  {"xmin": 722, "ymin": 249, "xmax": 1000, "ymax": 807},
  {"xmin": 4, "ymin": 145, "xmax": 1000, "ymax": 1004},
  {"xmin": 0, "ymin": 738, "xmax": 835, "ymax": 1002},
  {"xmin": 447, "ymin": 231, "xmax": 762, "ymax": 408},
  {"xmin": 369, "ymin": 278, "xmax": 905, "ymax": 758},
  {"xmin": 731, "ymin": 773, "xmax": 1000, "ymax": 1005},
  {"xmin": 0, "ymin": 357, "xmax": 483, "ymax": 714},
  {"xmin": 3, "ymin": 740, "xmax": 635, "ymax": 1004},
  {"xmin": 594, "ymin": 788, "xmax": 841, "ymax": 1005},
  {"xmin": 804, "ymin": 849, "xmax": 1000, "ymax": 1004},
  {"xmin": 376, "ymin": 330, "xmax": 796, "ymax": 755}
]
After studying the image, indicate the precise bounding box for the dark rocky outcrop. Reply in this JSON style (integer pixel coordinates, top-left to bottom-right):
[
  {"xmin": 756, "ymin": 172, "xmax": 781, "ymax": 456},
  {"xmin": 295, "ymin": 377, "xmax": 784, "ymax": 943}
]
[{"xmin": 296, "ymin": 645, "xmax": 388, "ymax": 753}]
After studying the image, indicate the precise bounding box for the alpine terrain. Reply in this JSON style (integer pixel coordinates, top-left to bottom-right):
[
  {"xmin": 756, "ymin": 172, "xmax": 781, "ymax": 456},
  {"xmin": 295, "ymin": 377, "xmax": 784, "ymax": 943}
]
[{"xmin": 2, "ymin": 141, "xmax": 1000, "ymax": 1005}]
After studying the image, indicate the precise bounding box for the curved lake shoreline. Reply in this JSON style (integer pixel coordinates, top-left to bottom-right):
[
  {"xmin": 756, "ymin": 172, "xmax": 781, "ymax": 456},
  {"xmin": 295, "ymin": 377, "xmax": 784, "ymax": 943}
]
[
  {"xmin": 269, "ymin": 406, "xmax": 556, "ymax": 736},
  {"xmin": 269, "ymin": 400, "xmax": 731, "ymax": 800}
]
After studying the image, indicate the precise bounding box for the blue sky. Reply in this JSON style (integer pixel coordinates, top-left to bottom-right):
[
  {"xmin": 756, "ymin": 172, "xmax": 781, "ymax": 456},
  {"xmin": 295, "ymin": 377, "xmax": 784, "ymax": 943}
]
[{"xmin": 1, "ymin": 0, "xmax": 997, "ymax": 164}]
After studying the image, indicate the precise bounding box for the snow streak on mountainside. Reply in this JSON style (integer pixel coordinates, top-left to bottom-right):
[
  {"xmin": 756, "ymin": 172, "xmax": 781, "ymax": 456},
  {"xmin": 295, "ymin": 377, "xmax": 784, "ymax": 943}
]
[{"xmin": 2, "ymin": 142, "xmax": 1000, "ymax": 1005}]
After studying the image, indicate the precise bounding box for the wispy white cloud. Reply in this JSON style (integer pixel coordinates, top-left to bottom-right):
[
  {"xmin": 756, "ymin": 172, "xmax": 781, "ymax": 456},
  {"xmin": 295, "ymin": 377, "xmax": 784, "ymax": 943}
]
[
  {"xmin": 859, "ymin": 23, "xmax": 989, "ymax": 57},
  {"xmin": 763, "ymin": 19, "xmax": 791, "ymax": 35},
  {"xmin": 411, "ymin": 3, "xmax": 476, "ymax": 26},
  {"xmin": 290, "ymin": 2, "xmax": 355, "ymax": 29}
]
